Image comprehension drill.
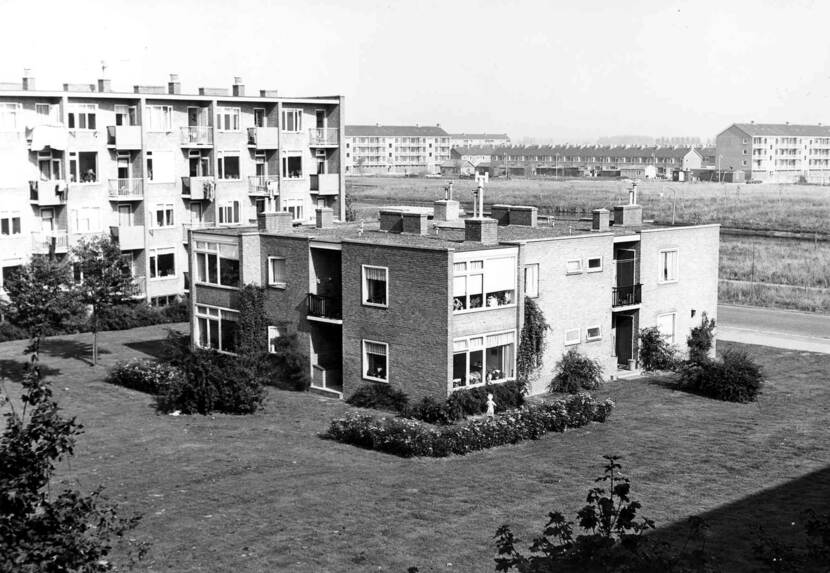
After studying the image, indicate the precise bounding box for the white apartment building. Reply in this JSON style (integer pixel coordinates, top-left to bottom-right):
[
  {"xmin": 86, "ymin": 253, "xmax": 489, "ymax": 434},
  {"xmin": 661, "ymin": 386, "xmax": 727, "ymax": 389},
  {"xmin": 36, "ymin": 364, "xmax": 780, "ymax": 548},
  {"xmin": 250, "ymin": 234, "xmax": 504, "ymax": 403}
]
[{"xmin": 345, "ymin": 125, "xmax": 451, "ymax": 175}]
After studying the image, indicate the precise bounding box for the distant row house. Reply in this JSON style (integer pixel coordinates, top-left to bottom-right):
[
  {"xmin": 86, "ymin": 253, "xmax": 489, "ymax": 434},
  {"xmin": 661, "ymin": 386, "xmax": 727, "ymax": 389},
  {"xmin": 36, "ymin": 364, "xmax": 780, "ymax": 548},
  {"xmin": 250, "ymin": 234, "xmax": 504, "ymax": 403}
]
[
  {"xmin": 449, "ymin": 132, "xmax": 510, "ymax": 148},
  {"xmin": 344, "ymin": 125, "xmax": 451, "ymax": 175}
]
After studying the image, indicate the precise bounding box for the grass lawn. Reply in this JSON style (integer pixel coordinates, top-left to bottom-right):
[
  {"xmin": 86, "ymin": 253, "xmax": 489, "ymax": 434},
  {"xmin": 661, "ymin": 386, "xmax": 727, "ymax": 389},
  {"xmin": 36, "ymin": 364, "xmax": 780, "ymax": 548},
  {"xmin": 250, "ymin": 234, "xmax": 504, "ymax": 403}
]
[{"xmin": 2, "ymin": 325, "xmax": 829, "ymax": 572}]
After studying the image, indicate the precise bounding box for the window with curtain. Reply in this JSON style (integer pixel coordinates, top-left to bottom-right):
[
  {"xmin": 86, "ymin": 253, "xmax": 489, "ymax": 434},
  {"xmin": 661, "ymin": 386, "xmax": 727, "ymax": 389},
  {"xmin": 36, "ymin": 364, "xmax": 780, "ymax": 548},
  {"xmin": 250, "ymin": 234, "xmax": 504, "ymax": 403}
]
[
  {"xmin": 453, "ymin": 256, "xmax": 515, "ymax": 312},
  {"xmin": 660, "ymin": 249, "xmax": 678, "ymax": 282},
  {"xmin": 195, "ymin": 241, "xmax": 239, "ymax": 287},
  {"xmin": 452, "ymin": 331, "xmax": 515, "ymax": 388},
  {"xmin": 362, "ymin": 265, "xmax": 388, "ymax": 306},
  {"xmin": 363, "ymin": 340, "xmax": 388, "ymax": 381}
]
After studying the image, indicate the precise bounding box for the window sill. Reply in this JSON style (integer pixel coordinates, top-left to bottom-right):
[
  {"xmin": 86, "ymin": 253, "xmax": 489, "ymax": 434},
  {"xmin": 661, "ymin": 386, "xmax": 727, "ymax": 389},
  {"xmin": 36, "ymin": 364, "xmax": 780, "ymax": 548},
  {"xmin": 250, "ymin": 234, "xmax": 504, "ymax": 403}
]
[
  {"xmin": 453, "ymin": 303, "xmax": 516, "ymax": 315},
  {"xmin": 362, "ymin": 375, "xmax": 388, "ymax": 383},
  {"xmin": 149, "ymin": 275, "xmax": 177, "ymax": 281},
  {"xmin": 449, "ymin": 377, "xmax": 514, "ymax": 392},
  {"xmin": 586, "ymin": 268, "xmax": 603, "ymax": 273},
  {"xmin": 565, "ymin": 270, "xmax": 583, "ymax": 276},
  {"xmin": 194, "ymin": 281, "xmax": 239, "ymax": 290},
  {"xmin": 268, "ymin": 281, "xmax": 287, "ymax": 289},
  {"xmin": 564, "ymin": 341, "xmax": 580, "ymax": 346},
  {"xmin": 658, "ymin": 279, "xmax": 678, "ymax": 285},
  {"xmin": 586, "ymin": 337, "xmax": 602, "ymax": 343},
  {"xmin": 363, "ymin": 301, "xmax": 388, "ymax": 309}
]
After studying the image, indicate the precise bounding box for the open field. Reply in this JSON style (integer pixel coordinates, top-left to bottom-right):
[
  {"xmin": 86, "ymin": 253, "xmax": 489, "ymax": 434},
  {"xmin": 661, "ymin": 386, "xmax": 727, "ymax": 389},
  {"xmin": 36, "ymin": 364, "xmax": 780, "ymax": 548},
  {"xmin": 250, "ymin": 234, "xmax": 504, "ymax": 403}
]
[
  {"xmin": 2, "ymin": 325, "xmax": 829, "ymax": 572},
  {"xmin": 347, "ymin": 176, "xmax": 830, "ymax": 234}
]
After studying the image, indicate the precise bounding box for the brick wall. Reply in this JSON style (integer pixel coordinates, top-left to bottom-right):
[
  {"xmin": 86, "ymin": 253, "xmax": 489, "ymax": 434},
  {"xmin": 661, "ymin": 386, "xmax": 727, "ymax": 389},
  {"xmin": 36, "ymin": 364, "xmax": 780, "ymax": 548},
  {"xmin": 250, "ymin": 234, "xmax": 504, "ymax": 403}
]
[{"xmin": 715, "ymin": 125, "xmax": 751, "ymax": 178}]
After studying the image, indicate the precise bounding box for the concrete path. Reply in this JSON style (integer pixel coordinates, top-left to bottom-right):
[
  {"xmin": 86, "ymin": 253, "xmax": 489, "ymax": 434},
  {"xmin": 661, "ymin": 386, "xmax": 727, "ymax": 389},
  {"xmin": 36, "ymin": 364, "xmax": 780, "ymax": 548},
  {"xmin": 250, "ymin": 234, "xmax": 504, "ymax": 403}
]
[{"xmin": 717, "ymin": 304, "xmax": 830, "ymax": 354}]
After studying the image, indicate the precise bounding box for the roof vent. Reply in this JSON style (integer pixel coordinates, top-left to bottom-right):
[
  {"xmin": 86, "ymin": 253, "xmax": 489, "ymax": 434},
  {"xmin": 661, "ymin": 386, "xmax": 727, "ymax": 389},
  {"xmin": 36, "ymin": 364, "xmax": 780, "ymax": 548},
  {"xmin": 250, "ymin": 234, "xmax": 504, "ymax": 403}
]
[
  {"xmin": 168, "ymin": 73, "xmax": 181, "ymax": 95},
  {"xmin": 232, "ymin": 76, "xmax": 245, "ymax": 97},
  {"xmin": 22, "ymin": 68, "xmax": 34, "ymax": 91}
]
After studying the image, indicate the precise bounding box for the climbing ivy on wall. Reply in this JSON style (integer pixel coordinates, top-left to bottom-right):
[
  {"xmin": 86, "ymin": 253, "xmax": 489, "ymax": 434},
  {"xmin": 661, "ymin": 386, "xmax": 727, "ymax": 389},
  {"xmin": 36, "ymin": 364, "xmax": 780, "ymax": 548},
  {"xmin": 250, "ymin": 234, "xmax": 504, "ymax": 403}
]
[
  {"xmin": 517, "ymin": 296, "xmax": 549, "ymax": 384},
  {"xmin": 238, "ymin": 284, "xmax": 267, "ymax": 356}
]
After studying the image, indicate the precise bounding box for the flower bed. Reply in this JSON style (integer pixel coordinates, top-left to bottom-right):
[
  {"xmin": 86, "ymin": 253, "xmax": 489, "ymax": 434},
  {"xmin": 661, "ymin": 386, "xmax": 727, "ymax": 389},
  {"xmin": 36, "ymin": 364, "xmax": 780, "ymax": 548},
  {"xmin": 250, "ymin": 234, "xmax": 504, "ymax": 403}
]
[{"xmin": 325, "ymin": 393, "xmax": 614, "ymax": 458}]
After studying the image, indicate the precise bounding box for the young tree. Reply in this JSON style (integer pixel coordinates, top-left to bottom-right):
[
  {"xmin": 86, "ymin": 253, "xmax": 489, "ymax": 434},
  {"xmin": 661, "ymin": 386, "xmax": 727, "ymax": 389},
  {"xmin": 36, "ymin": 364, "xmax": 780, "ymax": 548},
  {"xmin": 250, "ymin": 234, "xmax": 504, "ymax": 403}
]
[{"xmin": 72, "ymin": 236, "xmax": 132, "ymax": 364}]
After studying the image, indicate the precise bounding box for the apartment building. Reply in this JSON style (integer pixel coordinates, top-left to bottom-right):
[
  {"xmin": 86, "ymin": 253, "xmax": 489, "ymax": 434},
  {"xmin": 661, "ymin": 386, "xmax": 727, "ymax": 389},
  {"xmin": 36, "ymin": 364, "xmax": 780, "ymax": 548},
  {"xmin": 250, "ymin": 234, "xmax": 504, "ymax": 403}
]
[
  {"xmin": 491, "ymin": 144, "xmax": 703, "ymax": 179},
  {"xmin": 188, "ymin": 195, "xmax": 719, "ymax": 400},
  {"xmin": 344, "ymin": 125, "xmax": 451, "ymax": 175},
  {"xmin": 0, "ymin": 72, "xmax": 345, "ymax": 303},
  {"xmin": 449, "ymin": 133, "xmax": 510, "ymax": 148},
  {"xmin": 716, "ymin": 123, "xmax": 830, "ymax": 183}
]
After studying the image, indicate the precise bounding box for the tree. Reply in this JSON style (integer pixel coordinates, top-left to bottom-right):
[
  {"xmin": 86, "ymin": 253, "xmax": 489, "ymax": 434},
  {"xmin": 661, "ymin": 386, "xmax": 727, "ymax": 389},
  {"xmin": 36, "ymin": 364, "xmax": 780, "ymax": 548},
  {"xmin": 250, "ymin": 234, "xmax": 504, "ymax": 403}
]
[
  {"xmin": 72, "ymin": 236, "xmax": 132, "ymax": 364},
  {"xmin": 0, "ymin": 255, "xmax": 80, "ymax": 354},
  {"xmin": 686, "ymin": 313, "xmax": 716, "ymax": 366}
]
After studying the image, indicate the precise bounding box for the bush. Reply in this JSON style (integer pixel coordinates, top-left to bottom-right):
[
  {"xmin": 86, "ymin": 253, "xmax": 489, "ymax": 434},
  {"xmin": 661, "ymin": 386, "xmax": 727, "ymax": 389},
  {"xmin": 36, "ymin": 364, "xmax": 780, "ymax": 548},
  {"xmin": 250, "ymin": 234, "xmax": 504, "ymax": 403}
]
[
  {"xmin": 679, "ymin": 348, "xmax": 763, "ymax": 402},
  {"xmin": 549, "ymin": 349, "xmax": 604, "ymax": 393},
  {"xmin": 105, "ymin": 359, "xmax": 181, "ymax": 394},
  {"xmin": 687, "ymin": 312, "xmax": 716, "ymax": 365},
  {"xmin": 397, "ymin": 380, "xmax": 526, "ymax": 425},
  {"xmin": 639, "ymin": 327, "xmax": 679, "ymax": 372},
  {"xmin": 155, "ymin": 349, "xmax": 266, "ymax": 414},
  {"xmin": 261, "ymin": 335, "xmax": 311, "ymax": 391},
  {"xmin": 403, "ymin": 396, "xmax": 456, "ymax": 425},
  {"xmin": 0, "ymin": 320, "xmax": 28, "ymax": 342},
  {"xmin": 346, "ymin": 383, "xmax": 410, "ymax": 412},
  {"xmin": 326, "ymin": 393, "xmax": 614, "ymax": 457}
]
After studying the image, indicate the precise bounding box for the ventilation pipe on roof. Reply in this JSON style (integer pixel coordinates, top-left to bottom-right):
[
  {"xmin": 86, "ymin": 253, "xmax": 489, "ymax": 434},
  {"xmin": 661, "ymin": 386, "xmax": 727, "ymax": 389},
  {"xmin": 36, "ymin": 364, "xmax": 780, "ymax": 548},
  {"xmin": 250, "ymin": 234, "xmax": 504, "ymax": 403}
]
[
  {"xmin": 168, "ymin": 74, "xmax": 181, "ymax": 95},
  {"xmin": 22, "ymin": 68, "xmax": 35, "ymax": 91},
  {"xmin": 232, "ymin": 76, "xmax": 245, "ymax": 97}
]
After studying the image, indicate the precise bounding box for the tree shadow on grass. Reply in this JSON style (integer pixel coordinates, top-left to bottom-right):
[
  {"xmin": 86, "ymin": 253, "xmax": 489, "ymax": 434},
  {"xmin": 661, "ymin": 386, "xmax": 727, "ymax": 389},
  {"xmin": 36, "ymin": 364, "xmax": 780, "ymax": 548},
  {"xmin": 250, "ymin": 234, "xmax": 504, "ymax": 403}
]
[
  {"xmin": 0, "ymin": 359, "xmax": 61, "ymax": 383},
  {"xmin": 40, "ymin": 339, "xmax": 110, "ymax": 366},
  {"xmin": 123, "ymin": 339, "xmax": 170, "ymax": 361}
]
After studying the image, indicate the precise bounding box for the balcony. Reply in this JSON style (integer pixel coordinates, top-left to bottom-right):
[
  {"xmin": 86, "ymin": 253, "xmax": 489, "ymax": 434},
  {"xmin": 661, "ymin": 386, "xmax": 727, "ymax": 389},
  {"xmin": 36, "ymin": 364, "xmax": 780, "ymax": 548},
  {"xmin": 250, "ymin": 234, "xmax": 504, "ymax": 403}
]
[
  {"xmin": 31, "ymin": 231, "xmax": 69, "ymax": 254},
  {"xmin": 181, "ymin": 176, "xmax": 215, "ymax": 201},
  {"xmin": 309, "ymin": 127, "xmax": 339, "ymax": 147},
  {"xmin": 307, "ymin": 293, "xmax": 342, "ymax": 321},
  {"xmin": 109, "ymin": 225, "xmax": 145, "ymax": 251},
  {"xmin": 107, "ymin": 178, "xmax": 144, "ymax": 200},
  {"xmin": 248, "ymin": 175, "xmax": 278, "ymax": 196},
  {"xmin": 179, "ymin": 126, "xmax": 213, "ymax": 147},
  {"xmin": 29, "ymin": 180, "xmax": 67, "ymax": 205},
  {"xmin": 612, "ymin": 284, "xmax": 642, "ymax": 307},
  {"xmin": 247, "ymin": 127, "xmax": 278, "ymax": 149},
  {"xmin": 126, "ymin": 276, "xmax": 146, "ymax": 299},
  {"xmin": 310, "ymin": 173, "xmax": 339, "ymax": 195},
  {"xmin": 106, "ymin": 125, "xmax": 142, "ymax": 149}
]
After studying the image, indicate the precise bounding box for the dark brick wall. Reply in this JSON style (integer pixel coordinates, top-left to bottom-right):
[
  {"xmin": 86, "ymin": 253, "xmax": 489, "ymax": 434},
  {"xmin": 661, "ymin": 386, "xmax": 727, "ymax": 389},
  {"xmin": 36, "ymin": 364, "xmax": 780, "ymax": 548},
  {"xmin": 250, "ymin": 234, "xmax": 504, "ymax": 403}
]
[
  {"xmin": 258, "ymin": 235, "xmax": 312, "ymax": 341},
  {"xmin": 341, "ymin": 242, "xmax": 451, "ymax": 401}
]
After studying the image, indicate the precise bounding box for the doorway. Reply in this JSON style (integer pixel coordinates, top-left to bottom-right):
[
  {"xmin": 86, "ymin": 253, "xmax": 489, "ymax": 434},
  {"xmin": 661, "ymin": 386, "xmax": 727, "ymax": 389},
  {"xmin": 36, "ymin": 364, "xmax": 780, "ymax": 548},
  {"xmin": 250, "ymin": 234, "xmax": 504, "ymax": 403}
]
[
  {"xmin": 613, "ymin": 312, "xmax": 635, "ymax": 368},
  {"xmin": 315, "ymin": 109, "xmax": 325, "ymax": 129},
  {"xmin": 254, "ymin": 108, "xmax": 265, "ymax": 128}
]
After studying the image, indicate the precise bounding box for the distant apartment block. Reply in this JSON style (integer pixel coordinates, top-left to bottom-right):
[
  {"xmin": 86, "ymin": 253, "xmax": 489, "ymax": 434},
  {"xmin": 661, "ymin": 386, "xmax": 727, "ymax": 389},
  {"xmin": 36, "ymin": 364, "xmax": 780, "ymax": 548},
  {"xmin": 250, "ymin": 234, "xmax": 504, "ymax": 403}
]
[
  {"xmin": 0, "ymin": 71, "xmax": 345, "ymax": 303},
  {"xmin": 716, "ymin": 123, "xmax": 830, "ymax": 183},
  {"xmin": 449, "ymin": 133, "xmax": 510, "ymax": 148},
  {"xmin": 344, "ymin": 125, "xmax": 451, "ymax": 175},
  {"xmin": 188, "ymin": 195, "xmax": 719, "ymax": 400}
]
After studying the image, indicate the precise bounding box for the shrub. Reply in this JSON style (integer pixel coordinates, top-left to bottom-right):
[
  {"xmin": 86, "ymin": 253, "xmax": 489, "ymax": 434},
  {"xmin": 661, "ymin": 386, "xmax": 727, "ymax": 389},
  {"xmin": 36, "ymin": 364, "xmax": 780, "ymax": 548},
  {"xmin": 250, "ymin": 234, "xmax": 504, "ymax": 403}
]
[
  {"xmin": 0, "ymin": 320, "xmax": 28, "ymax": 342},
  {"xmin": 549, "ymin": 349, "xmax": 604, "ymax": 393},
  {"xmin": 403, "ymin": 396, "xmax": 456, "ymax": 425},
  {"xmin": 261, "ymin": 335, "xmax": 311, "ymax": 391},
  {"xmin": 346, "ymin": 383, "xmax": 409, "ymax": 412},
  {"xmin": 326, "ymin": 393, "xmax": 614, "ymax": 458},
  {"xmin": 687, "ymin": 312, "xmax": 716, "ymax": 365},
  {"xmin": 155, "ymin": 349, "xmax": 266, "ymax": 415},
  {"xmin": 679, "ymin": 348, "xmax": 763, "ymax": 402},
  {"xmin": 639, "ymin": 327, "xmax": 679, "ymax": 372},
  {"xmin": 105, "ymin": 359, "xmax": 181, "ymax": 394},
  {"xmin": 517, "ymin": 297, "xmax": 549, "ymax": 380},
  {"xmin": 445, "ymin": 380, "xmax": 526, "ymax": 418}
]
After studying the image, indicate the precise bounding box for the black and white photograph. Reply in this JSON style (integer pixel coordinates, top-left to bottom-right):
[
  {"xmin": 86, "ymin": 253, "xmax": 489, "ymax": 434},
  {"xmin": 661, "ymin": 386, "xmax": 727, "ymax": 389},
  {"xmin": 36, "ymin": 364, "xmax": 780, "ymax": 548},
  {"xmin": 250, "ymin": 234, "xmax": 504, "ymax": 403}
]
[{"xmin": 0, "ymin": 0, "xmax": 828, "ymax": 571}]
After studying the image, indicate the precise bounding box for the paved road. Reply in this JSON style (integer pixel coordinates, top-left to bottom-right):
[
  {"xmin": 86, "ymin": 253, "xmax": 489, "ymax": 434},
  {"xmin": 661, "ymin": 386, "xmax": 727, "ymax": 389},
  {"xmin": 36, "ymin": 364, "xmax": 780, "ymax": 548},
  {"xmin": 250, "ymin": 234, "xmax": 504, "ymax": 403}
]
[{"xmin": 717, "ymin": 304, "xmax": 830, "ymax": 354}]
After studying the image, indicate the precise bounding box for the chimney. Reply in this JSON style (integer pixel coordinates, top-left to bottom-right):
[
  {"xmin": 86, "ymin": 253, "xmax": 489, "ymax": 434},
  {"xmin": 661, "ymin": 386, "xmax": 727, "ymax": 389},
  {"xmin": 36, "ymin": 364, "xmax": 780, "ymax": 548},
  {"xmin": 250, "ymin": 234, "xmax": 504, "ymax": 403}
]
[
  {"xmin": 464, "ymin": 217, "xmax": 498, "ymax": 245},
  {"xmin": 613, "ymin": 205, "xmax": 642, "ymax": 228},
  {"xmin": 97, "ymin": 78, "xmax": 111, "ymax": 92},
  {"xmin": 22, "ymin": 68, "xmax": 34, "ymax": 91},
  {"xmin": 232, "ymin": 76, "xmax": 245, "ymax": 97},
  {"xmin": 258, "ymin": 211, "xmax": 293, "ymax": 233},
  {"xmin": 401, "ymin": 212, "xmax": 428, "ymax": 235},
  {"xmin": 509, "ymin": 205, "xmax": 538, "ymax": 227},
  {"xmin": 433, "ymin": 199, "xmax": 459, "ymax": 222},
  {"xmin": 379, "ymin": 209, "xmax": 404, "ymax": 233},
  {"xmin": 490, "ymin": 204, "xmax": 510, "ymax": 226},
  {"xmin": 592, "ymin": 208, "xmax": 610, "ymax": 231},
  {"xmin": 315, "ymin": 207, "xmax": 333, "ymax": 229},
  {"xmin": 168, "ymin": 74, "xmax": 181, "ymax": 95}
]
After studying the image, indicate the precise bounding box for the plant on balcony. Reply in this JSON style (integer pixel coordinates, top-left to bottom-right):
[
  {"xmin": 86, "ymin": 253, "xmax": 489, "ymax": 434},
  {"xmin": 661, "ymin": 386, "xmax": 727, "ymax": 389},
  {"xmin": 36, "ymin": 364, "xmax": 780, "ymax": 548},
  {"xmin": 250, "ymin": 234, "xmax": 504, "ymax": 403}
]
[
  {"xmin": 72, "ymin": 236, "xmax": 132, "ymax": 364},
  {"xmin": 517, "ymin": 297, "xmax": 549, "ymax": 384},
  {"xmin": 549, "ymin": 349, "xmax": 604, "ymax": 393},
  {"xmin": 638, "ymin": 327, "xmax": 679, "ymax": 372}
]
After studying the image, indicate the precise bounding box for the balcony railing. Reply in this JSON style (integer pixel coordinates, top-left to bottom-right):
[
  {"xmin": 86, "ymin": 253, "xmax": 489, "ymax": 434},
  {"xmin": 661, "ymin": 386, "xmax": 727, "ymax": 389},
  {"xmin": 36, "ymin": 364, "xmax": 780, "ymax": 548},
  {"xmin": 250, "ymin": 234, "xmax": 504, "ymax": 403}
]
[
  {"xmin": 107, "ymin": 178, "xmax": 144, "ymax": 199},
  {"xmin": 309, "ymin": 127, "xmax": 339, "ymax": 146},
  {"xmin": 179, "ymin": 126, "xmax": 213, "ymax": 146},
  {"xmin": 31, "ymin": 231, "xmax": 69, "ymax": 254},
  {"xmin": 126, "ymin": 276, "xmax": 146, "ymax": 298},
  {"xmin": 310, "ymin": 173, "xmax": 339, "ymax": 195},
  {"xmin": 106, "ymin": 125, "xmax": 142, "ymax": 149},
  {"xmin": 247, "ymin": 175, "xmax": 278, "ymax": 196},
  {"xmin": 612, "ymin": 284, "xmax": 642, "ymax": 307},
  {"xmin": 307, "ymin": 293, "xmax": 342, "ymax": 320}
]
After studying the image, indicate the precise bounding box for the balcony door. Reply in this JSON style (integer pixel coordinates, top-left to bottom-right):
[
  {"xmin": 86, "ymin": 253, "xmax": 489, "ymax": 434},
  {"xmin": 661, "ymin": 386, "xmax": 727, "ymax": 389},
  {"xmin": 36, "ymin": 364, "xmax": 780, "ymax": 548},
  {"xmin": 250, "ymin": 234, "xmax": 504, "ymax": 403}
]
[
  {"xmin": 254, "ymin": 108, "xmax": 265, "ymax": 128},
  {"xmin": 40, "ymin": 208, "xmax": 54, "ymax": 232},
  {"xmin": 187, "ymin": 107, "xmax": 200, "ymax": 127},
  {"xmin": 117, "ymin": 156, "xmax": 131, "ymax": 180},
  {"xmin": 118, "ymin": 204, "xmax": 133, "ymax": 227},
  {"xmin": 613, "ymin": 313, "xmax": 634, "ymax": 367},
  {"xmin": 189, "ymin": 202, "xmax": 203, "ymax": 224},
  {"xmin": 616, "ymin": 248, "xmax": 636, "ymax": 286},
  {"xmin": 315, "ymin": 109, "xmax": 325, "ymax": 129}
]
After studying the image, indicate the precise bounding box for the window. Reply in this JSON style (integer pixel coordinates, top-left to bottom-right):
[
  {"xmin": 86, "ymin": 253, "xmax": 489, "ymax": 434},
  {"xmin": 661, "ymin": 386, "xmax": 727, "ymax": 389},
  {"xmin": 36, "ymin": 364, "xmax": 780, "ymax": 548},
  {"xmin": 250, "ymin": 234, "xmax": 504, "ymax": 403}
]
[
  {"xmin": 362, "ymin": 340, "xmax": 388, "ymax": 382},
  {"xmin": 69, "ymin": 151, "xmax": 97, "ymax": 183},
  {"xmin": 268, "ymin": 325, "xmax": 283, "ymax": 353},
  {"xmin": 283, "ymin": 198, "xmax": 304, "ymax": 221},
  {"xmin": 154, "ymin": 204, "xmax": 174, "ymax": 227},
  {"xmin": 281, "ymin": 108, "xmax": 302, "ymax": 132},
  {"xmin": 586, "ymin": 326, "xmax": 602, "ymax": 341},
  {"xmin": 268, "ymin": 256, "xmax": 287, "ymax": 287},
  {"xmin": 145, "ymin": 105, "xmax": 172, "ymax": 131},
  {"xmin": 71, "ymin": 207, "xmax": 101, "ymax": 233},
  {"xmin": 218, "ymin": 152, "xmax": 240, "ymax": 179},
  {"xmin": 566, "ymin": 259, "xmax": 583, "ymax": 274},
  {"xmin": 657, "ymin": 313, "xmax": 676, "ymax": 344},
  {"xmin": 218, "ymin": 201, "xmax": 240, "ymax": 225},
  {"xmin": 216, "ymin": 106, "xmax": 240, "ymax": 131},
  {"xmin": 149, "ymin": 248, "xmax": 175, "ymax": 279},
  {"xmin": 195, "ymin": 305, "xmax": 239, "ymax": 353},
  {"xmin": 453, "ymin": 256, "xmax": 516, "ymax": 312},
  {"xmin": 114, "ymin": 104, "xmax": 136, "ymax": 126},
  {"xmin": 659, "ymin": 249, "xmax": 678, "ymax": 282},
  {"xmin": 195, "ymin": 241, "xmax": 239, "ymax": 287},
  {"xmin": 282, "ymin": 155, "xmax": 302, "ymax": 178},
  {"xmin": 68, "ymin": 104, "xmax": 97, "ymax": 130},
  {"xmin": 564, "ymin": 328, "xmax": 580, "ymax": 346},
  {"xmin": 362, "ymin": 265, "xmax": 388, "ymax": 307},
  {"xmin": 452, "ymin": 331, "xmax": 516, "ymax": 388},
  {"xmin": 523, "ymin": 263, "xmax": 539, "ymax": 298},
  {"xmin": 0, "ymin": 213, "xmax": 21, "ymax": 236},
  {"xmin": 146, "ymin": 152, "xmax": 153, "ymax": 181},
  {"xmin": 254, "ymin": 108, "xmax": 266, "ymax": 128},
  {"xmin": 586, "ymin": 257, "xmax": 603, "ymax": 272},
  {"xmin": 0, "ymin": 103, "xmax": 21, "ymax": 131}
]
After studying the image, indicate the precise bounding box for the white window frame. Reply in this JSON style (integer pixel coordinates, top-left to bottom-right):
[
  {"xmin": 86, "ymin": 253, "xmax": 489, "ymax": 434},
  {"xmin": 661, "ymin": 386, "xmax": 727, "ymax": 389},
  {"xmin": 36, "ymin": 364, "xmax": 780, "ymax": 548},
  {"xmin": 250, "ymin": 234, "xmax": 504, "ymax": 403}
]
[
  {"xmin": 195, "ymin": 304, "xmax": 239, "ymax": 354},
  {"xmin": 267, "ymin": 256, "xmax": 287, "ymax": 288},
  {"xmin": 0, "ymin": 212, "xmax": 22, "ymax": 237},
  {"xmin": 362, "ymin": 265, "xmax": 389, "ymax": 308},
  {"xmin": 281, "ymin": 108, "xmax": 302, "ymax": 132},
  {"xmin": 362, "ymin": 339, "xmax": 389, "ymax": 383},
  {"xmin": 153, "ymin": 203, "xmax": 175, "ymax": 228},
  {"xmin": 216, "ymin": 106, "xmax": 241, "ymax": 132},
  {"xmin": 268, "ymin": 325, "xmax": 282, "ymax": 353},
  {"xmin": 281, "ymin": 153, "xmax": 303, "ymax": 179},
  {"xmin": 148, "ymin": 248, "xmax": 176, "ymax": 280},
  {"xmin": 586, "ymin": 325, "xmax": 602, "ymax": 342},
  {"xmin": 68, "ymin": 103, "xmax": 97, "ymax": 131},
  {"xmin": 657, "ymin": 312, "xmax": 677, "ymax": 345},
  {"xmin": 586, "ymin": 256, "xmax": 603, "ymax": 273},
  {"xmin": 0, "ymin": 102, "xmax": 21, "ymax": 131},
  {"xmin": 451, "ymin": 329, "xmax": 517, "ymax": 389},
  {"xmin": 145, "ymin": 105, "xmax": 172, "ymax": 131},
  {"xmin": 523, "ymin": 263, "xmax": 539, "ymax": 298},
  {"xmin": 194, "ymin": 240, "xmax": 239, "ymax": 287},
  {"xmin": 453, "ymin": 253, "xmax": 516, "ymax": 314},
  {"xmin": 218, "ymin": 201, "xmax": 240, "ymax": 225},
  {"xmin": 566, "ymin": 259, "xmax": 583, "ymax": 274},
  {"xmin": 564, "ymin": 328, "xmax": 581, "ymax": 346},
  {"xmin": 658, "ymin": 249, "xmax": 679, "ymax": 283},
  {"xmin": 217, "ymin": 151, "xmax": 241, "ymax": 180}
]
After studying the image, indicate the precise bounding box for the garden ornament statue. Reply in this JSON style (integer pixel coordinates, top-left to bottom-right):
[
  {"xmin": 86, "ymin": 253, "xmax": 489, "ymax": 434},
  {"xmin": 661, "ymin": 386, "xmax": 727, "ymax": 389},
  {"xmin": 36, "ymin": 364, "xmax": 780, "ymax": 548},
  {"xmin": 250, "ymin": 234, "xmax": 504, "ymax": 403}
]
[{"xmin": 486, "ymin": 393, "xmax": 496, "ymax": 417}]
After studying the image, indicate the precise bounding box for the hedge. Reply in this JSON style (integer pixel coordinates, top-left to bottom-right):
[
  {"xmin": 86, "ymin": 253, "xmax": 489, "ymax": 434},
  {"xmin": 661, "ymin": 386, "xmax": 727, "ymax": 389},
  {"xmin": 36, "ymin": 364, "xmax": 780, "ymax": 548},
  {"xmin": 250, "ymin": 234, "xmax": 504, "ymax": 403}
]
[{"xmin": 325, "ymin": 393, "xmax": 614, "ymax": 457}]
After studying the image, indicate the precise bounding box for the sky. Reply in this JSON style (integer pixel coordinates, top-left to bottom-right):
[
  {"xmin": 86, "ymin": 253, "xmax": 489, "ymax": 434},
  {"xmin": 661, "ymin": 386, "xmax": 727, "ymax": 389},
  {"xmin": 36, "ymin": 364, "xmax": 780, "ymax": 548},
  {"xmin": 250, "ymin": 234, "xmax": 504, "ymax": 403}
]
[{"xmin": 2, "ymin": 0, "xmax": 830, "ymax": 142}]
